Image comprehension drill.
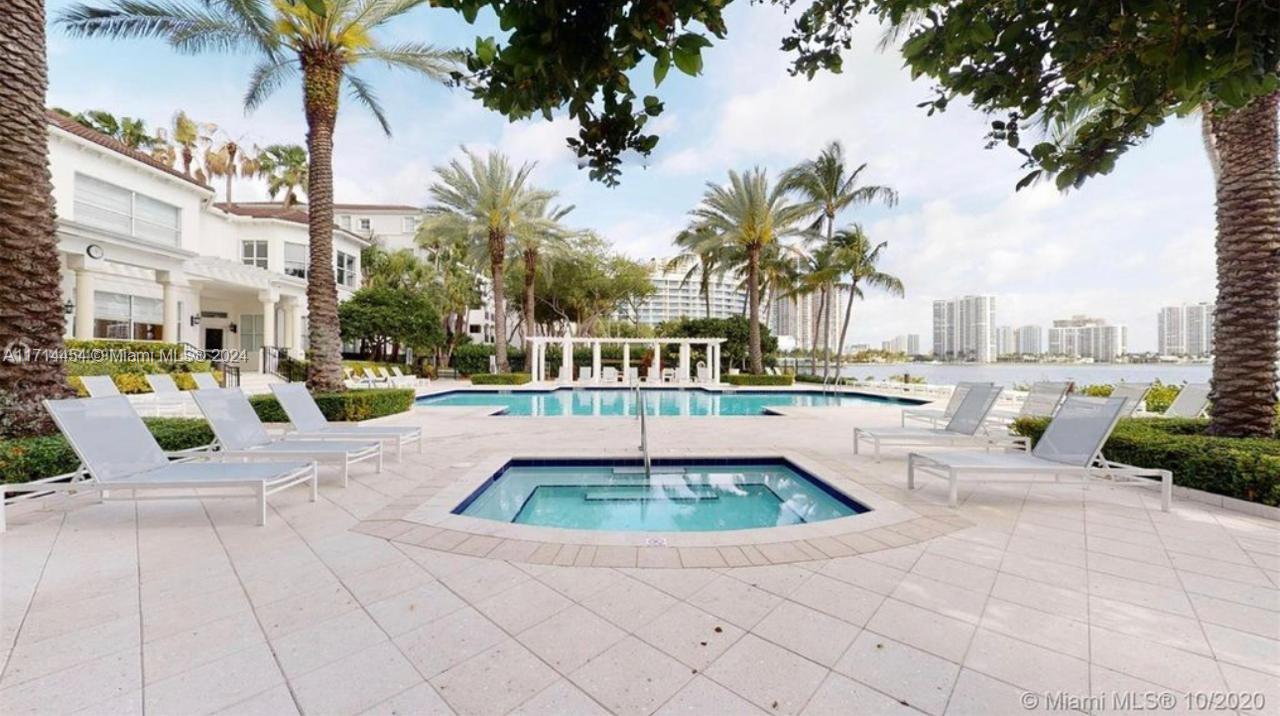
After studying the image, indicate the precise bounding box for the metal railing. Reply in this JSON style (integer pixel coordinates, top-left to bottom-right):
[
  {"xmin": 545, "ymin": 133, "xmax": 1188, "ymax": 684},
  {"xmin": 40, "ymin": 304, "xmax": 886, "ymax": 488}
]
[
  {"xmin": 261, "ymin": 346, "xmax": 305, "ymax": 382},
  {"xmin": 633, "ymin": 379, "xmax": 651, "ymax": 480}
]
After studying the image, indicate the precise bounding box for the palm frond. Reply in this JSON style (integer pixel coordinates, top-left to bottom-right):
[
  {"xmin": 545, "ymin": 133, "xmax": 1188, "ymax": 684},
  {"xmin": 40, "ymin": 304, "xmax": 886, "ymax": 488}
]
[
  {"xmin": 244, "ymin": 56, "xmax": 299, "ymax": 111},
  {"xmin": 356, "ymin": 42, "xmax": 464, "ymax": 79},
  {"xmin": 58, "ymin": 0, "xmax": 269, "ymax": 54},
  {"xmin": 345, "ymin": 73, "xmax": 392, "ymax": 136}
]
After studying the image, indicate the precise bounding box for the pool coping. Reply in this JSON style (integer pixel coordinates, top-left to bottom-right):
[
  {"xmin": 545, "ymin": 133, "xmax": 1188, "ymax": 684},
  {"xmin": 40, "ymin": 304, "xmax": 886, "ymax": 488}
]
[{"xmin": 353, "ymin": 448, "xmax": 972, "ymax": 568}]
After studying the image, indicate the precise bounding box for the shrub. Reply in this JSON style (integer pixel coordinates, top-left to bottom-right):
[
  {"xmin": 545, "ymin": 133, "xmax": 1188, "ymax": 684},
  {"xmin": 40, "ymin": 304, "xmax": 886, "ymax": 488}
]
[
  {"xmin": 1011, "ymin": 417, "xmax": 1280, "ymax": 507},
  {"xmin": 248, "ymin": 388, "xmax": 414, "ymax": 423},
  {"xmin": 452, "ymin": 344, "xmax": 526, "ymax": 375},
  {"xmin": 725, "ymin": 374, "xmax": 794, "ymax": 387},
  {"xmin": 0, "ymin": 418, "xmax": 214, "ymax": 485},
  {"xmin": 470, "ymin": 373, "xmax": 533, "ymax": 385},
  {"xmin": 1075, "ymin": 380, "xmax": 1181, "ymax": 413}
]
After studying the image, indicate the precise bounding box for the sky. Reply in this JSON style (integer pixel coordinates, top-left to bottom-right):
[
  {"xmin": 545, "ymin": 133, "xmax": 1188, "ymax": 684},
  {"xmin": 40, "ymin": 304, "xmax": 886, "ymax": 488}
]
[{"xmin": 45, "ymin": 1, "xmax": 1219, "ymax": 352}]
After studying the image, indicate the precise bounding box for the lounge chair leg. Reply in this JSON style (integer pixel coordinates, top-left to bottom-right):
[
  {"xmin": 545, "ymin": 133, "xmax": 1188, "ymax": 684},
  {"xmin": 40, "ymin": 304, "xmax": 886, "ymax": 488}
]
[
  {"xmin": 376, "ymin": 447, "xmax": 384, "ymax": 473},
  {"xmin": 907, "ymin": 455, "xmax": 915, "ymax": 490},
  {"xmin": 310, "ymin": 466, "xmax": 318, "ymax": 502},
  {"xmin": 1161, "ymin": 473, "xmax": 1171, "ymax": 512},
  {"xmin": 396, "ymin": 439, "xmax": 403, "ymax": 462},
  {"xmin": 342, "ymin": 459, "xmax": 349, "ymax": 488},
  {"xmin": 948, "ymin": 469, "xmax": 959, "ymax": 507},
  {"xmin": 258, "ymin": 484, "xmax": 267, "ymax": 526},
  {"xmin": 417, "ymin": 434, "xmax": 423, "ymax": 453}
]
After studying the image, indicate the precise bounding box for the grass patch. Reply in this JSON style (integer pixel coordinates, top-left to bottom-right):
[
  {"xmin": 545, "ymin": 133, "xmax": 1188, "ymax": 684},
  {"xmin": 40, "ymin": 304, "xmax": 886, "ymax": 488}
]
[
  {"xmin": 724, "ymin": 374, "xmax": 794, "ymax": 387},
  {"xmin": 470, "ymin": 373, "xmax": 533, "ymax": 385}
]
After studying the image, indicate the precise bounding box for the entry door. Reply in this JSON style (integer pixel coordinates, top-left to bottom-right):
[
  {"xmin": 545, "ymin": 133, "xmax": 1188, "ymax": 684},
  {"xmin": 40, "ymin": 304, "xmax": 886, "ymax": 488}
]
[
  {"xmin": 239, "ymin": 314, "xmax": 264, "ymax": 371},
  {"xmin": 204, "ymin": 328, "xmax": 224, "ymax": 351}
]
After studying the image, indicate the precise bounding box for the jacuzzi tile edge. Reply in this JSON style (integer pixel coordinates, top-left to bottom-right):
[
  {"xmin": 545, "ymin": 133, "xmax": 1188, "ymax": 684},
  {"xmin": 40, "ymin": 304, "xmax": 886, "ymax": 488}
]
[{"xmin": 354, "ymin": 449, "xmax": 972, "ymax": 563}]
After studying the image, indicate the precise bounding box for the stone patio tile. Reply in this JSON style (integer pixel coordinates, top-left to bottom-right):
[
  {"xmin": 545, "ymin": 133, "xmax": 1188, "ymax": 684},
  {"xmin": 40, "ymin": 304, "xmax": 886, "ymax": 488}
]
[
  {"xmin": 924, "ymin": 536, "xmax": 1005, "ymax": 570},
  {"xmin": 1220, "ymin": 663, "xmax": 1280, "ymax": 715},
  {"xmin": 801, "ymin": 672, "xmax": 916, "ymax": 716},
  {"xmin": 1178, "ymin": 572, "xmax": 1280, "ymax": 612},
  {"xmin": 724, "ymin": 564, "xmax": 814, "ymax": 597},
  {"xmin": 963, "ymin": 628, "xmax": 1088, "ymax": 696},
  {"xmin": 211, "ymin": 685, "xmax": 299, "ymax": 716},
  {"xmin": 980, "ymin": 597, "xmax": 1089, "ymax": 660},
  {"xmin": 343, "ymin": 558, "xmax": 436, "ymax": 607},
  {"xmin": 473, "ymin": 578, "xmax": 572, "ymax": 634},
  {"xmin": 1088, "ymin": 595, "xmax": 1212, "ymax": 656},
  {"xmin": 535, "ymin": 566, "xmax": 625, "ymax": 601},
  {"xmin": 0, "ymin": 649, "xmax": 140, "ymax": 715},
  {"xmin": 145, "ymin": 642, "xmax": 284, "ymax": 715},
  {"xmin": 739, "ymin": 544, "xmax": 772, "ymax": 566},
  {"xmin": 366, "ymin": 580, "xmax": 468, "ymax": 637},
  {"xmin": 290, "ymin": 642, "xmax": 424, "ymax": 716},
  {"xmin": 590, "ymin": 545, "xmax": 638, "ymax": 568},
  {"xmin": 686, "ymin": 574, "xmax": 783, "ymax": 630},
  {"xmin": 1088, "ymin": 570, "xmax": 1196, "ymax": 617},
  {"xmin": 622, "ymin": 568, "xmax": 720, "ymax": 600},
  {"xmin": 1202, "ymin": 624, "xmax": 1280, "ymax": 675},
  {"xmin": 999, "ymin": 552, "xmax": 1087, "ymax": 592},
  {"xmin": 988, "ymin": 572, "xmax": 1088, "ymax": 622},
  {"xmin": 866, "ymin": 598, "xmax": 975, "ymax": 663},
  {"xmin": 436, "ymin": 559, "xmax": 530, "ymax": 603},
  {"xmin": 911, "ymin": 553, "xmax": 997, "ymax": 594},
  {"xmin": 143, "ymin": 611, "xmax": 265, "ymax": 683},
  {"xmin": 861, "ymin": 544, "xmax": 925, "ymax": 572},
  {"xmin": 431, "ymin": 640, "xmax": 558, "ymax": 715},
  {"xmin": 1189, "ymin": 593, "xmax": 1280, "ymax": 639},
  {"xmin": 486, "ymin": 539, "xmax": 542, "ymax": 563},
  {"xmin": 655, "ymin": 676, "xmax": 768, "ymax": 716},
  {"xmin": 756, "ymin": 542, "xmax": 809, "ymax": 563},
  {"xmin": 254, "ymin": 583, "xmax": 359, "ymax": 640},
  {"xmin": 1171, "ymin": 551, "xmax": 1274, "ymax": 586},
  {"xmin": 517, "ymin": 605, "xmax": 627, "ymax": 673},
  {"xmin": 718, "ymin": 546, "xmax": 752, "ymax": 566},
  {"xmin": 552, "ymin": 544, "xmax": 581, "ymax": 566},
  {"xmin": 789, "ymin": 573, "xmax": 885, "ymax": 627},
  {"xmin": 833, "ymin": 631, "xmax": 960, "ymax": 716},
  {"xmin": 1, "ymin": 613, "xmax": 140, "ymax": 689},
  {"xmin": 271, "ymin": 608, "xmax": 388, "ymax": 680},
  {"xmin": 943, "ymin": 668, "xmax": 1032, "ymax": 716},
  {"xmin": 571, "ymin": 637, "xmax": 694, "ymax": 715},
  {"xmin": 818, "ymin": 555, "xmax": 908, "ymax": 595},
  {"xmin": 526, "ymin": 542, "xmax": 562, "ymax": 565},
  {"xmin": 356, "ymin": 682, "xmax": 452, "ymax": 716},
  {"xmin": 574, "ymin": 546, "xmax": 598, "ymax": 567},
  {"xmin": 511, "ymin": 679, "xmax": 609, "ymax": 716},
  {"xmin": 752, "ymin": 601, "xmax": 859, "ymax": 667},
  {"xmin": 1087, "ymin": 552, "xmax": 1182, "ymax": 589},
  {"xmin": 636, "ymin": 548, "xmax": 683, "ymax": 568},
  {"xmin": 1090, "ymin": 626, "xmax": 1227, "ymax": 693},
  {"xmin": 634, "ymin": 601, "xmax": 744, "ymax": 670},
  {"xmin": 891, "ymin": 573, "xmax": 988, "ymax": 625},
  {"xmin": 835, "ymin": 532, "xmax": 892, "ymax": 554},
  {"xmin": 678, "ymin": 547, "xmax": 727, "ymax": 568},
  {"xmin": 394, "ymin": 607, "xmax": 508, "ymax": 678},
  {"xmin": 579, "ymin": 575, "xmax": 679, "ymax": 632}
]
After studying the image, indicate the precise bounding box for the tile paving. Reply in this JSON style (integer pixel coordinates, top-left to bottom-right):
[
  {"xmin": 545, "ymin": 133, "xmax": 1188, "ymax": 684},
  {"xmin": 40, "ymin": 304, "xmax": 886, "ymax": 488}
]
[{"xmin": 1, "ymin": 400, "xmax": 1278, "ymax": 715}]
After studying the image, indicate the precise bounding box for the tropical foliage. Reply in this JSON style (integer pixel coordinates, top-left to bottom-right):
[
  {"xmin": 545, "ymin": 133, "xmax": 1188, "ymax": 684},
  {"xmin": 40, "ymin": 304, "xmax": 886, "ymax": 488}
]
[
  {"xmin": 256, "ymin": 144, "xmax": 309, "ymax": 207},
  {"xmin": 59, "ymin": 0, "xmax": 463, "ymax": 392}
]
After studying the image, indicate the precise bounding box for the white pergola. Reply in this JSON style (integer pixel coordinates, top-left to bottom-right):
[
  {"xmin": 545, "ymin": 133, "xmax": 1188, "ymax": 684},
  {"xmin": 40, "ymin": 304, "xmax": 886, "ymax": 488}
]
[{"xmin": 525, "ymin": 335, "xmax": 727, "ymax": 384}]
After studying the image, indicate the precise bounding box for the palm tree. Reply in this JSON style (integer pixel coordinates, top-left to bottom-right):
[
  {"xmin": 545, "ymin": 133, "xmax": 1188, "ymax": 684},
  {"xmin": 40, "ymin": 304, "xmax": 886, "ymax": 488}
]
[
  {"xmin": 56, "ymin": 109, "xmax": 158, "ymax": 149},
  {"xmin": 205, "ymin": 133, "xmax": 259, "ymax": 204},
  {"xmin": 59, "ymin": 0, "xmax": 462, "ymax": 392},
  {"xmin": 167, "ymin": 111, "xmax": 211, "ymax": 176},
  {"xmin": 666, "ymin": 228, "xmax": 723, "ymax": 319},
  {"xmin": 256, "ymin": 144, "xmax": 309, "ymax": 208},
  {"xmin": 828, "ymin": 226, "xmax": 904, "ymax": 373},
  {"xmin": 786, "ymin": 245, "xmax": 842, "ymax": 377},
  {"xmin": 0, "ymin": 0, "xmax": 75, "ymax": 437},
  {"xmin": 687, "ymin": 168, "xmax": 811, "ymax": 373},
  {"xmin": 512, "ymin": 201, "xmax": 575, "ymax": 343},
  {"xmin": 420, "ymin": 149, "xmax": 554, "ymax": 372}
]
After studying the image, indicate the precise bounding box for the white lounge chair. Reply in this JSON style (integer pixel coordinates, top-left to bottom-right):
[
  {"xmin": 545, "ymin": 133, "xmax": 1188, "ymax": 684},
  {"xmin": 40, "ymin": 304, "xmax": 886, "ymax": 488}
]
[
  {"xmin": 661, "ymin": 368, "xmax": 676, "ymax": 383},
  {"xmin": 907, "ymin": 396, "xmax": 1172, "ymax": 511},
  {"xmin": 79, "ymin": 375, "xmax": 120, "ymax": 397},
  {"xmin": 1109, "ymin": 382, "xmax": 1151, "ymax": 416},
  {"xmin": 270, "ymin": 383, "xmax": 422, "ymax": 460},
  {"xmin": 900, "ymin": 382, "xmax": 991, "ymax": 428},
  {"xmin": 989, "ymin": 381, "xmax": 1072, "ymax": 422},
  {"xmin": 646, "ymin": 365, "xmax": 661, "ymax": 383},
  {"xmin": 362, "ymin": 367, "xmax": 390, "ymax": 388},
  {"xmin": 0, "ymin": 395, "xmax": 318, "ymax": 529},
  {"xmin": 192, "ymin": 388, "xmax": 382, "ymax": 487},
  {"xmin": 191, "ymin": 372, "xmax": 221, "ymax": 390},
  {"xmin": 854, "ymin": 383, "xmax": 1012, "ymax": 461},
  {"xmin": 390, "ymin": 366, "xmax": 427, "ymax": 389},
  {"xmin": 696, "ymin": 362, "xmax": 709, "ymax": 384},
  {"xmin": 377, "ymin": 366, "xmax": 415, "ymax": 389},
  {"xmin": 146, "ymin": 373, "xmax": 190, "ymax": 417},
  {"xmin": 578, "ymin": 366, "xmax": 594, "ymax": 383},
  {"xmin": 600, "ymin": 366, "xmax": 619, "ymax": 383},
  {"xmin": 1155, "ymin": 382, "xmax": 1211, "ymax": 418}
]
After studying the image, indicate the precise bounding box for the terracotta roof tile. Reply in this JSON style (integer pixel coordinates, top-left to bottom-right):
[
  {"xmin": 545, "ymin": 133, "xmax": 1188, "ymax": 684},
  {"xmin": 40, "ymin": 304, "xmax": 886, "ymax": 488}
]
[
  {"xmin": 214, "ymin": 202, "xmax": 311, "ymax": 225},
  {"xmin": 46, "ymin": 110, "xmax": 211, "ymax": 190}
]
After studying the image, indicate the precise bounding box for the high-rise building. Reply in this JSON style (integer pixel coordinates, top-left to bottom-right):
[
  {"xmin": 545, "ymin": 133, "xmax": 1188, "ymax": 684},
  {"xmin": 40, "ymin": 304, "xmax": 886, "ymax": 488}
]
[
  {"xmin": 881, "ymin": 334, "xmax": 921, "ymax": 355},
  {"xmin": 771, "ymin": 286, "xmax": 853, "ymax": 352},
  {"xmin": 932, "ymin": 295, "xmax": 997, "ymax": 362},
  {"xmin": 994, "ymin": 325, "xmax": 1016, "ymax": 357},
  {"xmin": 623, "ymin": 257, "xmax": 750, "ymax": 326},
  {"xmin": 1014, "ymin": 325, "xmax": 1043, "ymax": 355},
  {"xmin": 1158, "ymin": 303, "xmax": 1215, "ymax": 357},
  {"xmin": 1048, "ymin": 315, "xmax": 1128, "ymax": 361}
]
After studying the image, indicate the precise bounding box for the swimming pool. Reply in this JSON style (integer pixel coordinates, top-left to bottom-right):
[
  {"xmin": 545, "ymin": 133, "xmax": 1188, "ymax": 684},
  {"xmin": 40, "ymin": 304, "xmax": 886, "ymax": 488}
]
[
  {"xmin": 454, "ymin": 458, "xmax": 869, "ymax": 531},
  {"xmin": 416, "ymin": 387, "xmax": 924, "ymax": 416}
]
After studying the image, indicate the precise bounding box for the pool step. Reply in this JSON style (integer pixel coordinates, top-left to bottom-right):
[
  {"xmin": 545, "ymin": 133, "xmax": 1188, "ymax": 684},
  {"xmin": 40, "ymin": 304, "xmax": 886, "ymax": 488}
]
[
  {"xmin": 612, "ymin": 466, "xmax": 686, "ymax": 475},
  {"xmin": 584, "ymin": 487, "xmax": 719, "ymax": 502}
]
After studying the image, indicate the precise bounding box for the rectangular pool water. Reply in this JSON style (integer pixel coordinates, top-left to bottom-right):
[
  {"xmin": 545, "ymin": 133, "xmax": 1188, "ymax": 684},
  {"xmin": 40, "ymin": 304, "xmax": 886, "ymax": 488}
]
[
  {"xmin": 418, "ymin": 388, "xmax": 924, "ymax": 417},
  {"xmin": 454, "ymin": 458, "xmax": 869, "ymax": 532}
]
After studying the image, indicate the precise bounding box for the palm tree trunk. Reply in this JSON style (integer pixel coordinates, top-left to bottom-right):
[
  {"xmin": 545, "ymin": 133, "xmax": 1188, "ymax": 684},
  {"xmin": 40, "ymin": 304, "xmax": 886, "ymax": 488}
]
[
  {"xmin": 822, "ymin": 286, "xmax": 832, "ymax": 380},
  {"xmin": 1206, "ymin": 91, "xmax": 1280, "ymax": 437},
  {"xmin": 810, "ymin": 290, "xmax": 825, "ymax": 375},
  {"xmin": 0, "ymin": 0, "xmax": 73, "ymax": 436},
  {"xmin": 523, "ymin": 248, "xmax": 537, "ymax": 346},
  {"xmin": 834, "ymin": 281, "xmax": 857, "ymax": 384},
  {"xmin": 490, "ymin": 230, "xmax": 509, "ymax": 372},
  {"xmin": 301, "ymin": 56, "xmax": 345, "ymax": 392},
  {"xmin": 747, "ymin": 247, "xmax": 763, "ymax": 373}
]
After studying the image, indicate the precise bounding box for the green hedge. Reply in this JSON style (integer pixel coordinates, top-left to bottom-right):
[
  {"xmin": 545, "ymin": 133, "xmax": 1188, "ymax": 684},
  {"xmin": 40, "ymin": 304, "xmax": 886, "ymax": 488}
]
[
  {"xmin": 62, "ymin": 339, "xmax": 216, "ymax": 395},
  {"xmin": 1077, "ymin": 380, "xmax": 1181, "ymax": 413},
  {"xmin": 470, "ymin": 373, "xmax": 533, "ymax": 385},
  {"xmin": 1011, "ymin": 417, "xmax": 1280, "ymax": 507},
  {"xmin": 249, "ymin": 388, "xmax": 414, "ymax": 423},
  {"xmin": 725, "ymin": 374, "xmax": 794, "ymax": 387},
  {"xmin": 0, "ymin": 418, "xmax": 214, "ymax": 485},
  {"xmin": 452, "ymin": 344, "xmax": 527, "ymax": 375}
]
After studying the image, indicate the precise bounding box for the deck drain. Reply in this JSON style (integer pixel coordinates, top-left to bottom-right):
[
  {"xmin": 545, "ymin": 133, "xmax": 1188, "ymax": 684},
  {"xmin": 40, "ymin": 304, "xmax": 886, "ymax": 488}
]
[{"xmin": 645, "ymin": 537, "xmax": 668, "ymax": 547}]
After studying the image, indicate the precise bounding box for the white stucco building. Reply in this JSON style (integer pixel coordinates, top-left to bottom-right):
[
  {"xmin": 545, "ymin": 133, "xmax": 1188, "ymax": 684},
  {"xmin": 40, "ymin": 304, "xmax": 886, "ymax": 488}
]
[{"xmin": 48, "ymin": 112, "xmax": 368, "ymax": 372}]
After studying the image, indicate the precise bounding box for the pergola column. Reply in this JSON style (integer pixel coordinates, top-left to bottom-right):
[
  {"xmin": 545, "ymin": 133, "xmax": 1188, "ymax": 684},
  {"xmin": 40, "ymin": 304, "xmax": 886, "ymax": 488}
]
[
  {"xmin": 712, "ymin": 344, "xmax": 722, "ymax": 383},
  {"xmin": 622, "ymin": 343, "xmax": 631, "ymax": 382},
  {"xmin": 73, "ymin": 267, "xmax": 96, "ymax": 339},
  {"xmin": 561, "ymin": 336, "xmax": 572, "ymax": 382},
  {"xmin": 678, "ymin": 343, "xmax": 691, "ymax": 383},
  {"xmin": 591, "ymin": 341, "xmax": 601, "ymax": 384},
  {"xmin": 652, "ymin": 341, "xmax": 661, "ymax": 381}
]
